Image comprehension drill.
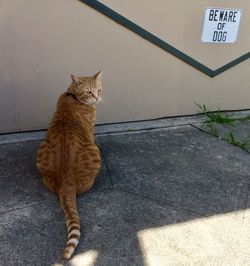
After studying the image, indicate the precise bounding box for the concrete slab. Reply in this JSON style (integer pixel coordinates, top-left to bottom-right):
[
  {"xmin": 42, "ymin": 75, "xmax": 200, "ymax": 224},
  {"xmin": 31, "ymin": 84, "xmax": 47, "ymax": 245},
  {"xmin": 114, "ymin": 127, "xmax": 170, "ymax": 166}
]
[
  {"xmin": 0, "ymin": 190, "xmax": 249, "ymax": 266},
  {"xmin": 0, "ymin": 131, "xmax": 46, "ymax": 145},
  {"xmin": 0, "ymin": 141, "xmax": 52, "ymax": 213},
  {"xmin": 1, "ymin": 120, "xmax": 250, "ymax": 266},
  {"xmin": 95, "ymin": 115, "xmax": 204, "ymax": 135},
  {"xmin": 95, "ymin": 110, "xmax": 250, "ymax": 136},
  {"xmin": 0, "ymin": 190, "xmax": 196, "ymax": 266},
  {"xmin": 0, "ymin": 141, "xmax": 111, "ymax": 213},
  {"xmin": 96, "ymin": 126, "xmax": 250, "ymax": 215}
]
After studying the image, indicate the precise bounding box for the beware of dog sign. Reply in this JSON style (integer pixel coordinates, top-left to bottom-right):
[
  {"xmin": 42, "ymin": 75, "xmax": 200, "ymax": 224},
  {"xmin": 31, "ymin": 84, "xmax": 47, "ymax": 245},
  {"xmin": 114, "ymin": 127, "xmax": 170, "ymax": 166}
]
[{"xmin": 201, "ymin": 7, "xmax": 242, "ymax": 43}]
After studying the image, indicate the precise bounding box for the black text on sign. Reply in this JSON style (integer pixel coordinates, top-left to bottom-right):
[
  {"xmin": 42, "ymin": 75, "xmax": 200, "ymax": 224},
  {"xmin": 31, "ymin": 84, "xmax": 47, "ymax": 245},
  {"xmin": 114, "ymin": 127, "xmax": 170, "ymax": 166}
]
[{"xmin": 201, "ymin": 7, "xmax": 242, "ymax": 43}]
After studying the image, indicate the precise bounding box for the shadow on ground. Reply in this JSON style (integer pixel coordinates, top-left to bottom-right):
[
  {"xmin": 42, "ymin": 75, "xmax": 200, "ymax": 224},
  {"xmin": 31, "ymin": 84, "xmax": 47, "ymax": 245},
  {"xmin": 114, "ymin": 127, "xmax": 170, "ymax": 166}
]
[{"xmin": 0, "ymin": 125, "xmax": 249, "ymax": 266}]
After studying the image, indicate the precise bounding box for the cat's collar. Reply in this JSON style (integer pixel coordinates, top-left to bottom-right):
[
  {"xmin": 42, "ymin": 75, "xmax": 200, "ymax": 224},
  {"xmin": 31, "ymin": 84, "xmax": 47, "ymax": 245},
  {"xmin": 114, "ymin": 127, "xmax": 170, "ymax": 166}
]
[
  {"xmin": 66, "ymin": 92, "xmax": 95, "ymax": 107},
  {"xmin": 66, "ymin": 92, "xmax": 77, "ymax": 100}
]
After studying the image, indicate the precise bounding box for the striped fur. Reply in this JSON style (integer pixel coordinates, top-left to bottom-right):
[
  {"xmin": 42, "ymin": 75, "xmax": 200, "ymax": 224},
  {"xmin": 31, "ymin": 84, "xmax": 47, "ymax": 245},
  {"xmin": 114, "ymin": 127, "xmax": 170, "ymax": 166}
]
[
  {"xmin": 36, "ymin": 71, "xmax": 103, "ymax": 260},
  {"xmin": 59, "ymin": 188, "xmax": 81, "ymax": 260}
]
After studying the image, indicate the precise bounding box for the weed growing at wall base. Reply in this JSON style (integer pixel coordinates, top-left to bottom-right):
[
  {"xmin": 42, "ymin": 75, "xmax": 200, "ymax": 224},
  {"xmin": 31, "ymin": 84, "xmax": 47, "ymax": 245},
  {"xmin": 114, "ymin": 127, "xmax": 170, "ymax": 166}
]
[{"xmin": 195, "ymin": 103, "xmax": 250, "ymax": 153}]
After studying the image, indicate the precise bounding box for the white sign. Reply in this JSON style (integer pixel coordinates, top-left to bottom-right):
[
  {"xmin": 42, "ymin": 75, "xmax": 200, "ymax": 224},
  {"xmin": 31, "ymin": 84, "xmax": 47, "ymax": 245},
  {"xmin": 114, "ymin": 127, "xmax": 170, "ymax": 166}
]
[{"xmin": 201, "ymin": 7, "xmax": 242, "ymax": 43}]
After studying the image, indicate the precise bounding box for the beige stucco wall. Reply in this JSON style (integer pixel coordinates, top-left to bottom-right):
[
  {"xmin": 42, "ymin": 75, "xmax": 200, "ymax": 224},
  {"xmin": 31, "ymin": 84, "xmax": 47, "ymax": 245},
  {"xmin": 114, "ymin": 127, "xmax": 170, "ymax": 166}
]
[{"xmin": 0, "ymin": 0, "xmax": 249, "ymax": 133}]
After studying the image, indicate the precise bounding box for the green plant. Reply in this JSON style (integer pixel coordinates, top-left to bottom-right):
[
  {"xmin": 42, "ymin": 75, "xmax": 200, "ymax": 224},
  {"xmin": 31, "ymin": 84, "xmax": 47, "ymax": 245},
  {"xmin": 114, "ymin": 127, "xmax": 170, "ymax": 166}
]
[
  {"xmin": 195, "ymin": 102, "xmax": 250, "ymax": 154},
  {"xmin": 238, "ymin": 114, "xmax": 250, "ymax": 122},
  {"xmin": 223, "ymin": 132, "xmax": 250, "ymax": 152},
  {"xmin": 194, "ymin": 103, "xmax": 236, "ymax": 126},
  {"xmin": 206, "ymin": 121, "xmax": 219, "ymax": 137}
]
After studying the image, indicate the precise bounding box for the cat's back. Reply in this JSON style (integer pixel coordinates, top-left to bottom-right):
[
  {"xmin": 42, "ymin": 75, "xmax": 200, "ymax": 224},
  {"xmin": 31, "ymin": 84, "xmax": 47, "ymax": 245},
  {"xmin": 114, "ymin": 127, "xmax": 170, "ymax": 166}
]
[{"xmin": 36, "ymin": 93, "xmax": 99, "ymax": 180}]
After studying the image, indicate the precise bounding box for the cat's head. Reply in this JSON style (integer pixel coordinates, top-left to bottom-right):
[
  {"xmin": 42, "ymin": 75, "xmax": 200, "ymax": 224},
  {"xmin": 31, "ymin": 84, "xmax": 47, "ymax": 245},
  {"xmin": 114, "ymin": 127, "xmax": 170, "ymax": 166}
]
[{"xmin": 68, "ymin": 71, "xmax": 103, "ymax": 105}]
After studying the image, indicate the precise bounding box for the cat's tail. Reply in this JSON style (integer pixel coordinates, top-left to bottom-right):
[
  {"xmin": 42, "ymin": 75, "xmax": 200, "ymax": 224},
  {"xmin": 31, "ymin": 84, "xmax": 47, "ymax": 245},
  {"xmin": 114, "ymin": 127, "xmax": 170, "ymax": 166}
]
[{"xmin": 59, "ymin": 185, "xmax": 81, "ymax": 260}]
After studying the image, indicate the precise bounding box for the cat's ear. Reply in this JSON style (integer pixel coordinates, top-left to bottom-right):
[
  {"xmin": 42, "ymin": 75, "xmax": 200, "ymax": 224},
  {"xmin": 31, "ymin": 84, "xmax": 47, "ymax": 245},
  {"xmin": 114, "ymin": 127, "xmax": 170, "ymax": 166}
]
[
  {"xmin": 68, "ymin": 74, "xmax": 79, "ymax": 94},
  {"xmin": 71, "ymin": 74, "xmax": 80, "ymax": 84},
  {"xmin": 94, "ymin": 70, "xmax": 103, "ymax": 81}
]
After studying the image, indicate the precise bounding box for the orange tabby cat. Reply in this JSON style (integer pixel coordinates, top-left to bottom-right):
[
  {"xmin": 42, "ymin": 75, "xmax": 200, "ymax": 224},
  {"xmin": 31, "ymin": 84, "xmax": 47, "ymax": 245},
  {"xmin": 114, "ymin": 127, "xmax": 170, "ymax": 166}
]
[{"xmin": 36, "ymin": 71, "xmax": 103, "ymax": 260}]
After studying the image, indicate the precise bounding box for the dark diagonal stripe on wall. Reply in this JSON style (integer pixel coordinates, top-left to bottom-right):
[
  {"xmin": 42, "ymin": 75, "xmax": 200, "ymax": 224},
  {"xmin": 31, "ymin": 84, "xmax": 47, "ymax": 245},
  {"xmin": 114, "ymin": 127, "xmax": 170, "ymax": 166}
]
[{"xmin": 80, "ymin": 0, "xmax": 250, "ymax": 77}]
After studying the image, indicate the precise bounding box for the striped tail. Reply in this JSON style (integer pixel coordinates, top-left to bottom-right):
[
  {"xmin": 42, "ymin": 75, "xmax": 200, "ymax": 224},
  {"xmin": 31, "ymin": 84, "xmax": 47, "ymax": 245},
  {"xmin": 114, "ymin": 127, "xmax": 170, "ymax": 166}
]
[{"xmin": 59, "ymin": 187, "xmax": 81, "ymax": 260}]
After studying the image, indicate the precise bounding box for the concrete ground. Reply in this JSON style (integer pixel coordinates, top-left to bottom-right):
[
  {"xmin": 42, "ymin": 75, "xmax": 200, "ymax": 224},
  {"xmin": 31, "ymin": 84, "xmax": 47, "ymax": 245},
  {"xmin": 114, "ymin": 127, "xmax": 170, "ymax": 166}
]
[{"xmin": 0, "ymin": 113, "xmax": 250, "ymax": 266}]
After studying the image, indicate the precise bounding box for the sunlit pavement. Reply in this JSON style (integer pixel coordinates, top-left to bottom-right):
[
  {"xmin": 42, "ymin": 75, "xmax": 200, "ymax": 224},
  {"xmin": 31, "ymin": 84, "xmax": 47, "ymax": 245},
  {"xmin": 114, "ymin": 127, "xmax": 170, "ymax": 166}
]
[{"xmin": 0, "ymin": 113, "xmax": 250, "ymax": 266}]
